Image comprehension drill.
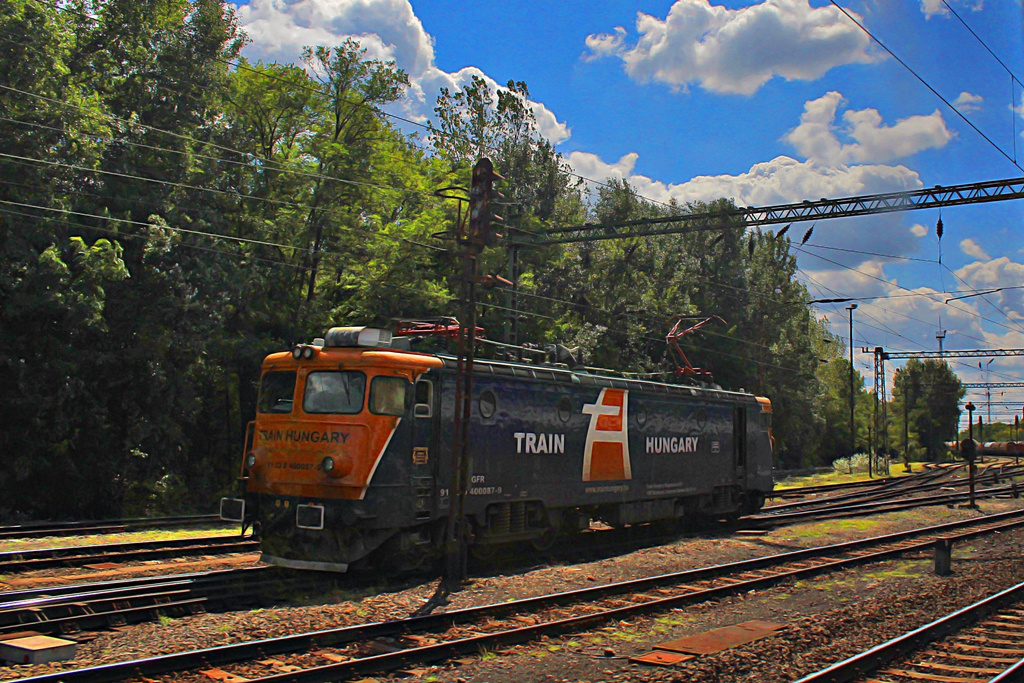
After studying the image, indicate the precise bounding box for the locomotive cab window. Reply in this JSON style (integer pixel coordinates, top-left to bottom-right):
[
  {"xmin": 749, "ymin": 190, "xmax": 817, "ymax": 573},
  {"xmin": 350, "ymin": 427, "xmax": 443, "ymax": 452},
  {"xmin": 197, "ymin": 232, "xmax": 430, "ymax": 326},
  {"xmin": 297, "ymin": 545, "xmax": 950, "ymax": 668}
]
[
  {"xmin": 303, "ymin": 371, "xmax": 366, "ymax": 414},
  {"xmin": 414, "ymin": 380, "xmax": 433, "ymax": 418},
  {"xmin": 258, "ymin": 371, "xmax": 297, "ymax": 414},
  {"xmin": 370, "ymin": 376, "xmax": 408, "ymax": 416},
  {"xmin": 760, "ymin": 412, "xmax": 772, "ymax": 431}
]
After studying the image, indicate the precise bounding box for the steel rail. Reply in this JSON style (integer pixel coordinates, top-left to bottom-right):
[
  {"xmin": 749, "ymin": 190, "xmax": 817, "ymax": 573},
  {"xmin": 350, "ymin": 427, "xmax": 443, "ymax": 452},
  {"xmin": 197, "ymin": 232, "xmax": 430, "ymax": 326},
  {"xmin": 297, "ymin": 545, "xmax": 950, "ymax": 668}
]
[
  {"xmin": 763, "ymin": 465, "xmax": 961, "ymax": 512},
  {"xmin": 0, "ymin": 535, "xmax": 257, "ymax": 572},
  {"xmin": 750, "ymin": 482, "xmax": 1024, "ymax": 527},
  {"xmin": 0, "ymin": 514, "xmax": 222, "ymax": 540},
  {"xmin": 0, "ymin": 567, "xmax": 266, "ymax": 604},
  {"xmin": 0, "ymin": 567, "xmax": 313, "ymax": 637},
  {"xmin": 761, "ymin": 464, "xmax": 1020, "ymax": 516},
  {"xmin": 17, "ymin": 508, "xmax": 1024, "ymax": 683},
  {"xmin": 794, "ymin": 580, "xmax": 1024, "ymax": 683}
]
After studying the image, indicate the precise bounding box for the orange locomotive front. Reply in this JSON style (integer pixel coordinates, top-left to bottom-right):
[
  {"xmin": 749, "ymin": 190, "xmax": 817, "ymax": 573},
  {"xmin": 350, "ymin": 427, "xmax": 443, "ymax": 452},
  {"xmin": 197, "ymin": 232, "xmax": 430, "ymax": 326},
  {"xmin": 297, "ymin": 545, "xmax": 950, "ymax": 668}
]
[{"xmin": 221, "ymin": 327, "xmax": 441, "ymax": 572}]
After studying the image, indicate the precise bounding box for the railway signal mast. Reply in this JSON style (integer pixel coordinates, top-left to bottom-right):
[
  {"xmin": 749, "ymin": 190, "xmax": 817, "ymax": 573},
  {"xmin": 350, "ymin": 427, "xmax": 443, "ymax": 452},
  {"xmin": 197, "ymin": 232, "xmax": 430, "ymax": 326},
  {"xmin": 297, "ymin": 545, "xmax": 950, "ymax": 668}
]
[{"xmin": 445, "ymin": 158, "xmax": 505, "ymax": 589}]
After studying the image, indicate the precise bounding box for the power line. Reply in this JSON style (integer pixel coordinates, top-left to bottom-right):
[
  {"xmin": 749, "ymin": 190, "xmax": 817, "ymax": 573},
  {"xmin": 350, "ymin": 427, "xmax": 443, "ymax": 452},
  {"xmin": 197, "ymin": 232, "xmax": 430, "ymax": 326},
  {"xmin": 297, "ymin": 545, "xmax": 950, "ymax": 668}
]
[
  {"xmin": 0, "ymin": 80, "xmax": 431, "ymax": 198},
  {"xmin": 0, "ymin": 199, "xmax": 299, "ymax": 251},
  {"xmin": 27, "ymin": 1, "xmax": 679, "ymax": 215},
  {"xmin": 939, "ymin": 0, "xmax": 1023, "ymax": 86},
  {"xmin": 829, "ymin": 0, "xmax": 1023, "ymax": 173},
  {"xmin": 792, "ymin": 245, "xmax": 1024, "ymax": 336},
  {"xmin": 799, "ymin": 242, "xmax": 935, "ymax": 263},
  {"xmin": 0, "ymin": 206, "xmax": 306, "ymax": 270},
  {"xmin": 0, "ymin": 150, "xmax": 369, "ymax": 233},
  {"xmin": 798, "ymin": 264, "xmax": 1024, "ymax": 383}
]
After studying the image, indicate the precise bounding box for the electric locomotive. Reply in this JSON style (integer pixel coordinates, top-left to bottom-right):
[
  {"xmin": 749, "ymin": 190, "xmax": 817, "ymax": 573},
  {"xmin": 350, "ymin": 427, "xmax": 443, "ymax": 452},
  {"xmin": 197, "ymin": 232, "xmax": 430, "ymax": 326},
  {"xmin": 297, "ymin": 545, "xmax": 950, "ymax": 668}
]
[{"xmin": 221, "ymin": 326, "xmax": 774, "ymax": 572}]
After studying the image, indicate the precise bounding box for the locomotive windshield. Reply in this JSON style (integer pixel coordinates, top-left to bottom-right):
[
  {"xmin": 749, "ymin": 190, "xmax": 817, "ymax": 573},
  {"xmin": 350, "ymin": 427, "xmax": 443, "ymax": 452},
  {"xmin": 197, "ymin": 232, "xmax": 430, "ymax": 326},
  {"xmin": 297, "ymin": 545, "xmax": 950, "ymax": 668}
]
[
  {"xmin": 258, "ymin": 371, "xmax": 297, "ymax": 413},
  {"xmin": 303, "ymin": 371, "xmax": 366, "ymax": 414},
  {"xmin": 369, "ymin": 376, "xmax": 408, "ymax": 416}
]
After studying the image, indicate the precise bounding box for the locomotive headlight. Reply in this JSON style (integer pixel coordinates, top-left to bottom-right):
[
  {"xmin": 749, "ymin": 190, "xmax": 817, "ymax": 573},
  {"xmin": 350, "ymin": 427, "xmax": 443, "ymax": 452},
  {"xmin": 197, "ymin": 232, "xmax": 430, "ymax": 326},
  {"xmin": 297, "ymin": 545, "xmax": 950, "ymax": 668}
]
[
  {"xmin": 302, "ymin": 346, "xmax": 315, "ymax": 359},
  {"xmin": 292, "ymin": 346, "xmax": 303, "ymax": 360},
  {"xmin": 245, "ymin": 452, "xmax": 256, "ymax": 468},
  {"xmin": 321, "ymin": 456, "xmax": 335, "ymax": 473}
]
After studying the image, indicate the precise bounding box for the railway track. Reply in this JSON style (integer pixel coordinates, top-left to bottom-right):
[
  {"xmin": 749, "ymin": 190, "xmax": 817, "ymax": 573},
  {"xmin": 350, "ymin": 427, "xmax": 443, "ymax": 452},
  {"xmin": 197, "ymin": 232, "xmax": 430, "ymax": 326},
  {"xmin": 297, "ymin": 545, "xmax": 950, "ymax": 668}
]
[
  {"xmin": 0, "ymin": 567, "xmax": 276, "ymax": 637},
  {"xmin": 796, "ymin": 579, "xmax": 1024, "ymax": 683},
  {"xmin": 0, "ymin": 515, "xmax": 223, "ymax": 540},
  {"xmin": 763, "ymin": 462, "xmax": 1024, "ymax": 515},
  {"xmin": 2, "ymin": 484, "xmax": 1012, "ymax": 639},
  {"xmin": 0, "ymin": 535, "xmax": 257, "ymax": 572},
  {"xmin": 768, "ymin": 466, "xmax": 955, "ymax": 502},
  {"xmin": 15, "ymin": 506, "xmax": 1024, "ymax": 683}
]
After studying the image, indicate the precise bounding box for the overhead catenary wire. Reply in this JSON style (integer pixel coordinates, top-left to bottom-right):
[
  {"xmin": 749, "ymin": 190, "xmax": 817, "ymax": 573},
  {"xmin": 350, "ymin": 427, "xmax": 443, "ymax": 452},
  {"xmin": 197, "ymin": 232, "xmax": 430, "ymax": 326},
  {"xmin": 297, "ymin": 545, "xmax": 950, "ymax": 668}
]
[
  {"xmin": 829, "ymin": 0, "xmax": 1024, "ymax": 174},
  {"xmin": 792, "ymin": 245, "xmax": 1024, "ymax": 336},
  {"xmin": 798, "ymin": 266, "xmax": 1024, "ymax": 384},
  {"xmin": 0, "ymin": 206, "xmax": 307, "ymax": 271}
]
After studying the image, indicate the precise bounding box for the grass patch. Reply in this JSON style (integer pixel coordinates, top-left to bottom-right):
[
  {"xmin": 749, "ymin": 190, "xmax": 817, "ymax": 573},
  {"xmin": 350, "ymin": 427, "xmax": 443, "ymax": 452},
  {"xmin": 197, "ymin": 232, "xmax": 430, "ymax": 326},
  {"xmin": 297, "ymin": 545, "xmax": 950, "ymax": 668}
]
[
  {"xmin": 786, "ymin": 517, "xmax": 881, "ymax": 540},
  {"xmin": 862, "ymin": 560, "xmax": 926, "ymax": 581},
  {"xmin": 774, "ymin": 462, "xmax": 927, "ymax": 491}
]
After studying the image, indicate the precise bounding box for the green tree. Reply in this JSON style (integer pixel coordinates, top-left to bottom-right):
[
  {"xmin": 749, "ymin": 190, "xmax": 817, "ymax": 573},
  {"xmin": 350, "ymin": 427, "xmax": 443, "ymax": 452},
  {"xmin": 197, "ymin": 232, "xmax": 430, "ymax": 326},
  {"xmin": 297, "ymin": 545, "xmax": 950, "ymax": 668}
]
[{"xmin": 893, "ymin": 359, "xmax": 964, "ymax": 461}]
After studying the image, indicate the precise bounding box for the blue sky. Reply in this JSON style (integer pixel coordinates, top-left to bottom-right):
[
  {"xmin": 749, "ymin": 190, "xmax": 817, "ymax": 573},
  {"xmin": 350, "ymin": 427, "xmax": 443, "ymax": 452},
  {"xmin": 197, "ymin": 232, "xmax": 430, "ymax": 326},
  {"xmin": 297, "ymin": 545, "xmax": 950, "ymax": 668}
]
[{"xmin": 233, "ymin": 0, "xmax": 1024, "ymax": 423}]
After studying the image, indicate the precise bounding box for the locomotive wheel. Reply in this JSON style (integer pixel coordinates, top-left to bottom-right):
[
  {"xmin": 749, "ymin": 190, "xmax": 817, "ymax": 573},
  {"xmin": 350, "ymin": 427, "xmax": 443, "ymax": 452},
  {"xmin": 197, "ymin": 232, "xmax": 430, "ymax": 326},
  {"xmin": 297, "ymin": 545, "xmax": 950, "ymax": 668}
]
[{"xmin": 530, "ymin": 528, "xmax": 556, "ymax": 552}]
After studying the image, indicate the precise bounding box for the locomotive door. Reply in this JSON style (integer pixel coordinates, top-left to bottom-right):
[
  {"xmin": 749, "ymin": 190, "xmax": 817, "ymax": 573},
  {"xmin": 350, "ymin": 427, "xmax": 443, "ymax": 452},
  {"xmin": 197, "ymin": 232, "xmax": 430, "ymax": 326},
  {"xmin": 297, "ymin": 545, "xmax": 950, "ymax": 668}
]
[
  {"xmin": 733, "ymin": 405, "xmax": 748, "ymax": 479},
  {"xmin": 410, "ymin": 378, "xmax": 441, "ymax": 523}
]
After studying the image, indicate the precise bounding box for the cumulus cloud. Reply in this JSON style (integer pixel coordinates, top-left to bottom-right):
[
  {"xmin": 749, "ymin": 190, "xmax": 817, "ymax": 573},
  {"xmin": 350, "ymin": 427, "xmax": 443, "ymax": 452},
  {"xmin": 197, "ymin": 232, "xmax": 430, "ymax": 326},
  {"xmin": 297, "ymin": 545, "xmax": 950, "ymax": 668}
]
[
  {"xmin": 920, "ymin": 0, "xmax": 948, "ymax": 17},
  {"xmin": 567, "ymin": 149, "xmax": 925, "ymax": 267},
  {"xmin": 583, "ymin": 0, "xmax": 881, "ymax": 95},
  {"xmin": 921, "ymin": 0, "xmax": 984, "ymax": 19},
  {"xmin": 960, "ymin": 238, "xmax": 991, "ymax": 261},
  {"xmin": 235, "ymin": 0, "xmax": 570, "ymax": 144},
  {"xmin": 584, "ymin": 26, "xmax": 627, "ymax": 61},
  {"xmin": 910, "ymin": 223, "xmax": 929, "ymax": 237},
  {"xmin": 953, "ymin": 91, "xmax": 984, "ymax": 113},
  {"xmin": 784, "ymin": 92, "xmax": 953, "ymax": 165},
  {"xmin": 567, "ymin": 151, "xmax": 924, "ymax": 209}
]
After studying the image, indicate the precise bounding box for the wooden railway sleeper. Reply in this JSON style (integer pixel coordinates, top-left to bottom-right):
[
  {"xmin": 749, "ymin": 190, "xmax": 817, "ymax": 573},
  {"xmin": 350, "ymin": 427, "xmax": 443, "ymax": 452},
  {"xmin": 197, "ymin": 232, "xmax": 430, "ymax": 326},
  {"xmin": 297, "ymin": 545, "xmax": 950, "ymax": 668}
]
[{"xmin": 921, "ymin": 648, "xmax": 1021, "ymax": 664}]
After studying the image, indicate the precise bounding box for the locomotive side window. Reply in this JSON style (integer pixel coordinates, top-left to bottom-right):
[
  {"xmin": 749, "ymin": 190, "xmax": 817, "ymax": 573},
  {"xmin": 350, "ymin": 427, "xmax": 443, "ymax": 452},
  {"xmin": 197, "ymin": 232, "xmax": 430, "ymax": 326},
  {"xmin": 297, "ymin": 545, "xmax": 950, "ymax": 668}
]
[
  {"xmin": 258, "ymin": 371, "xmax": 297, "ymax": 414},
  {"xmin": 558, "ymin": 396, "xmax": 573, "ymax": 423},
  {"xmin": 303, "ymin": 371, "xmax": 366, "ymax": 414},
  {"xmin": 414, "ymin": 380, "xmax": 433, "ymax": 418},
  {"xmin": 479, "ymin": 390, "xmax": 497, "ymax": 418},
  {"xmin": 370, "ymin": 376, "xmax": 408, "ymax": 416}
]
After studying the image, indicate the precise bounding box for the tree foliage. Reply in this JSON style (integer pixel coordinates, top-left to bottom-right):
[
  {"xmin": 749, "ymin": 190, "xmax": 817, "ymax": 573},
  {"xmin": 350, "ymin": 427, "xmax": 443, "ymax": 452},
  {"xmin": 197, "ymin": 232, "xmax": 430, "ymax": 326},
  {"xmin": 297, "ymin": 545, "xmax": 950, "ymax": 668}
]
[{"xmin": 0, "ymin": 0, "xmax": 881, "ymax": 518}]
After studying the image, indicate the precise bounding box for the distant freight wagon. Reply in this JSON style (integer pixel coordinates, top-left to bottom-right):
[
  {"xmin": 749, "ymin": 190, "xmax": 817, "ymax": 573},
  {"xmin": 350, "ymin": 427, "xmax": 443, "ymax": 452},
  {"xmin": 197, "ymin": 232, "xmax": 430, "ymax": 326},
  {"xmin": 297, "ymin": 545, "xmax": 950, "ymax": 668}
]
[{"xmin": 221, "ymin": 327, "xmax": 774, "ymax": 572}]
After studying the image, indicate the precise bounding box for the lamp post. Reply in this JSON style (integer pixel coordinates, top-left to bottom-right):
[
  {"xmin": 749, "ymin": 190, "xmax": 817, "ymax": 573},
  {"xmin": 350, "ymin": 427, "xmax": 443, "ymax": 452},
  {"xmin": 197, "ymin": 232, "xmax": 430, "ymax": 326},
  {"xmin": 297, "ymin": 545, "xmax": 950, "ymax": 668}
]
[{"xmin": 847, "ymin": 304, "xmax": 858, "ymax": 473}]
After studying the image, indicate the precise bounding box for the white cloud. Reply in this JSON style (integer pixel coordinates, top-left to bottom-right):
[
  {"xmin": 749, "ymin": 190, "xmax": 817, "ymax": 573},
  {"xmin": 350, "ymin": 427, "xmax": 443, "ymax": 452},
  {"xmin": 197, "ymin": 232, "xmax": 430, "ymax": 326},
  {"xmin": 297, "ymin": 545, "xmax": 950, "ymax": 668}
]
[
  {"xmin": 584, "ymin": 26, "xmax": 626, "ymax": 61},
  {"xmin": 960, "ymin": 238, "xmax": 991, "ymax": 261},
  {"xmin": 784, "ymin": 92, "xmax": 953, "ymax": 165},
  {"xmin": 953, "ymin": 91, "xmax": 984, "ymax": 113},
  {"xmin": 910, "ymin": 223, "xmax": 929, "ymax": 237},
  {"xmin": 235, "ymin": 0, "xmax": 570, "ymax": 144},
  {"xmin": 920, "ymin": 0, "xmax": 948, "ymax": 17},
  {"xmin": 584, "ymin": 0, "xmax": 881, "ymax": 95},
  {"xmin": 567, "ymin": 151, "xmax": 924, "ymax": 209},
  {"xmin": 921, "ymin": 0, "xmax": 985, "ymax": 19}
]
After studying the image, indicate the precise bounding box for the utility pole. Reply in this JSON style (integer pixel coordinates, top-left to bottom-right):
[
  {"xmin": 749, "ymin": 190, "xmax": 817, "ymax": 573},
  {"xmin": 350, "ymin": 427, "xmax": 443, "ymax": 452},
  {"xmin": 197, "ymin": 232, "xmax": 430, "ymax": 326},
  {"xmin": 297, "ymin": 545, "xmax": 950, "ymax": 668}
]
[
  {"xmin": 847, "ymin": 304, "xmax": 858, "ymax": 472},
  {"xmin": 443, "ymin": 158, "xmax": 504, "ymax": 591}
]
